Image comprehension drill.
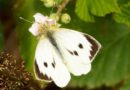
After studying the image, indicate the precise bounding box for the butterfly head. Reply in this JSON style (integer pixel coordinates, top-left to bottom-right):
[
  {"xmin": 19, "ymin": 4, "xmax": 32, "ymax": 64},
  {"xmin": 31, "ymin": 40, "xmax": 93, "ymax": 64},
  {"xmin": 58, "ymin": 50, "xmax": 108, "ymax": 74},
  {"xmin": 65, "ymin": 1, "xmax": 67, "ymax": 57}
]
[{"xmin": 29, "ymin": 13, "xmax": 60, "ymax": 38}]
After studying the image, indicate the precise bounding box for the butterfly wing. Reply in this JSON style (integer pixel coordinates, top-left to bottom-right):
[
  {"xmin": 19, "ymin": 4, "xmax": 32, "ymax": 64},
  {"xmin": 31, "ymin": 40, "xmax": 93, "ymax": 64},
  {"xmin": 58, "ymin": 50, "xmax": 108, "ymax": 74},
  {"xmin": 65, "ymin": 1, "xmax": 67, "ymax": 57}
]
[
  {"xmin": 34, "ymin": 37, "xmax": 71, "ymax": 87},
  {"xmin": 53, "ymin": 28, "xmax": 101, "ymax": 76}
]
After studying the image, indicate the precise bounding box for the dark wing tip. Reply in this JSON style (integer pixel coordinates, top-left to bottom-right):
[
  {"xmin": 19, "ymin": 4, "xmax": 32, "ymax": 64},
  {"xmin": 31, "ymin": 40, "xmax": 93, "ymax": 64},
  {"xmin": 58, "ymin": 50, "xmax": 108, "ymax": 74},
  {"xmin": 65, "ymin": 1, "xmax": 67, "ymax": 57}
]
[
  {"xmin": 34, "ymin": 60, "xmax": 52, "ymax": 82},
  {"xmin": 84, "ymin": 34, "xmax": 101, "ymax": 60}
]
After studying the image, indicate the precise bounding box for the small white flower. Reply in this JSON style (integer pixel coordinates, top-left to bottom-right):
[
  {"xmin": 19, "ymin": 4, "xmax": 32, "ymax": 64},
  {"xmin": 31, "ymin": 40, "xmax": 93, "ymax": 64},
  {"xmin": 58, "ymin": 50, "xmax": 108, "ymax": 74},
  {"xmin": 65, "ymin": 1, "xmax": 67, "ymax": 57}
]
[
  {"xmin": 29, "ymin": 13, "xmax": 57, "ymax": 36},
  {"xmin": 34, "ymin": 13, "xmax": 48, "ymax": 23},
  {"xmin": 29, "ymin": 23, "xmax": 40, "ymax": 36}
]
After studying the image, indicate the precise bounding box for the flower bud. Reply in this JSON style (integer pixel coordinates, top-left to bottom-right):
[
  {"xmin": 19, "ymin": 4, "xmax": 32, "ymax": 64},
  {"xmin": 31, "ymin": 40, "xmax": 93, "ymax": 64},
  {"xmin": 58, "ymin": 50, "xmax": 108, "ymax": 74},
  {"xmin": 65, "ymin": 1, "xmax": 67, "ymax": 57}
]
[
  {"xmin": 61, "ymin": 13, "xmax": 71, "ymax": 24},
  {"xmin": 43, "ymin": 0, "xmax": 55, "ymax": 8},
  {"xmin": 50, "ymin": 13, "xmax": 59, "ymax": 21}
]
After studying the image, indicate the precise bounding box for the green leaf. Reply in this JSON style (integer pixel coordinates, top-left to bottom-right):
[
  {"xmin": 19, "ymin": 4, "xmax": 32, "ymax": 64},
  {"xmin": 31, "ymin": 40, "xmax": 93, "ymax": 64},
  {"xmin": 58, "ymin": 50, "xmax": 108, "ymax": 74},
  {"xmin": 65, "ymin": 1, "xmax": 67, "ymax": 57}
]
[
  {"xmin": 113, "ymin": 2, "xmax": 130, "ymax": 26},
  {"xmin": 75, "ymin": 0, "xmax": 119, "ymax": 22},
  {"xmin": 75, "ymin": 0, "xmax": 94, "ymax": 22}
]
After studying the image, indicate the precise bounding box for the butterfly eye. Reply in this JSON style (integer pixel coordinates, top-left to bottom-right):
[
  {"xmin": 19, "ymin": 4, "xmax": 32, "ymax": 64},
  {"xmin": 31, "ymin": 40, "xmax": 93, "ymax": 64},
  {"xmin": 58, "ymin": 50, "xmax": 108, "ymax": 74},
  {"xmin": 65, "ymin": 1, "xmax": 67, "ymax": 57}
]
[
  {"xmin": 78, "ymin": 43, "xmax": 83, "ymax": 49},
  {"xmin": 43, "ymin": 62, "xmax": 48, "ymax": 67}
]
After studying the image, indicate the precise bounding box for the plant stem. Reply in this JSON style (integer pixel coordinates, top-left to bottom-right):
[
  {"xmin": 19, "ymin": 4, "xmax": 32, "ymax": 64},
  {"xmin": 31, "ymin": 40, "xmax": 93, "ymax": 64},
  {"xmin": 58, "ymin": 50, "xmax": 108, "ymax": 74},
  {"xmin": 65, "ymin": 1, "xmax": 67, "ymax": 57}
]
[{"xmin": 56, "ymin": 0, "xmax": 69, "ymax": 16}]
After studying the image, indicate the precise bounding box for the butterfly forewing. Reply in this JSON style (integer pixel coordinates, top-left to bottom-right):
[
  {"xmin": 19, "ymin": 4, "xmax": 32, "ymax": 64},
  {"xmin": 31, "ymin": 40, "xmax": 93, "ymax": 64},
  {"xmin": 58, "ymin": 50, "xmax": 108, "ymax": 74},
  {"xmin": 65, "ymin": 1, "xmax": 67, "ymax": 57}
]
[
  {"xmin": 53, "ymin": 28, "xmax": 101, "ymax": 76},
  {"xmin": 34, "ymin": 37, "xmax": 71, "ymax": 87}
]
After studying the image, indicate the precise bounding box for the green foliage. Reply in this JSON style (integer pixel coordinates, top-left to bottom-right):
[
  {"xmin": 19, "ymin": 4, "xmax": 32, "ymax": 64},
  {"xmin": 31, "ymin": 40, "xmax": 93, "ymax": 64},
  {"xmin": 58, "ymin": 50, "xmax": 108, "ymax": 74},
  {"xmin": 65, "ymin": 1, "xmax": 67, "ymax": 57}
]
[
  {"xmin": 15, "ymin": 0, "xmax": 37, "ymax": 72},
  {"xmin": 12, "ymin": 0, "xmax": 130, "ymax": 89},
  {"xmin": 75, "ymin": 0, "xmax": 119, "ymax": 22},
  {"xmin": 113, "ymin": 2, "xmax": 130, "ymax": 26}
]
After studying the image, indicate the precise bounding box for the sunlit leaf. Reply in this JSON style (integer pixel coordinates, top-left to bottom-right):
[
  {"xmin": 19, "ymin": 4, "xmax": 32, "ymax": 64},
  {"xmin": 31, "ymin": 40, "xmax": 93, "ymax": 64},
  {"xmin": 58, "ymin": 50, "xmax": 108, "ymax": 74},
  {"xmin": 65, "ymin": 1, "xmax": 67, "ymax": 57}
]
[
  {"xmin": 75, "ymin": 0, "xmax": 119, "ymax": 22},
  {"xmin": 75, "ymin": 0, "xmax": 94, "ymax": 22}
]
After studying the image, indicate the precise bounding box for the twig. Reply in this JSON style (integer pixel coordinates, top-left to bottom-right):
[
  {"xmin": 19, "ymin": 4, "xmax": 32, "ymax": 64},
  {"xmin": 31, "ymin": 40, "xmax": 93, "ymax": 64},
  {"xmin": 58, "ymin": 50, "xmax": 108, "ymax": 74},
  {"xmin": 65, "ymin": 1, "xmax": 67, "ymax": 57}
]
[{"xmin": 56, "ymin": 0, "xmax": 70, "ymax": 16}]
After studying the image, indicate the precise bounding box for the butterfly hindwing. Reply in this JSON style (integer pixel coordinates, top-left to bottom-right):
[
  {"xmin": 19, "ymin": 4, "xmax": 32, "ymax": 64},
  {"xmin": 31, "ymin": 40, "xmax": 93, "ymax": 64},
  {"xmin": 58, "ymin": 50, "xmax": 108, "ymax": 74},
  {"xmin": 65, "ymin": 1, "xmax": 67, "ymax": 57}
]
[
  {"xmin": 53, "ymin": 28, "xmax": 101, "ymax": 76},
  {"xmin": 34, "ymin": 37, "xmax": 71, "ymax": 87}
]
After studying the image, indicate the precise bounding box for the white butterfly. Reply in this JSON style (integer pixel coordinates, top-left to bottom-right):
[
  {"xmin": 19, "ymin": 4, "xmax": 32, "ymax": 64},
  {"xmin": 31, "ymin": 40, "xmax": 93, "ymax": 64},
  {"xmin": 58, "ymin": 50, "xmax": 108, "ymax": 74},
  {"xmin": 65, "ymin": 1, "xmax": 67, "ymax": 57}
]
[{"xmin": 29, "ymin": 13, "xmax": 101, "ymax": 88}]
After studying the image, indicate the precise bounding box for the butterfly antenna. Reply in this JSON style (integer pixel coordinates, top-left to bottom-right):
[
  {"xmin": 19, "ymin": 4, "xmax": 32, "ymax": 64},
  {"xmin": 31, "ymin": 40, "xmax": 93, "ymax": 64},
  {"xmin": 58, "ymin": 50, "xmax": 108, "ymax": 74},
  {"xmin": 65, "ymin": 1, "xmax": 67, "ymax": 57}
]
[{"xmin": 19, "ymin": 17, "xmax": 33, "ymax": 23}]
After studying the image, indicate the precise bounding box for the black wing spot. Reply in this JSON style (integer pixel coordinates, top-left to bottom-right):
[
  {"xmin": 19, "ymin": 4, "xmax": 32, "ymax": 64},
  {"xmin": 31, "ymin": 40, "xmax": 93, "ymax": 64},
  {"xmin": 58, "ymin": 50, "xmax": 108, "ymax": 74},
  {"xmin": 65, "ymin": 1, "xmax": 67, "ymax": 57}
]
[
  {"xmin": 73, "ymin": 51, "xmax": 79, "ymax": 56},
  {"xmin": 52, "ymin": 63, "xmax": 55, "ymax": 68},
  {"xmin": 52, "ymin": 58, "xmax": 56, "ymax": 68},
  {"xmin": 34, "ymin": 60, "xmax": 52, "ymax": 81},
  {"xmin": 67, "ymin": 49, "xmax": 74, "ymax": 55},
  {"xmin": 44, "ymin": 62, "xmax": 48, "ymax": 68},
  {"xmin": 67, "ymin": 49, "xmax": 79, "ymax": 56},
  {"xmin": 79, "ymin": 43, "xmax": 83, "ymax": 49}
]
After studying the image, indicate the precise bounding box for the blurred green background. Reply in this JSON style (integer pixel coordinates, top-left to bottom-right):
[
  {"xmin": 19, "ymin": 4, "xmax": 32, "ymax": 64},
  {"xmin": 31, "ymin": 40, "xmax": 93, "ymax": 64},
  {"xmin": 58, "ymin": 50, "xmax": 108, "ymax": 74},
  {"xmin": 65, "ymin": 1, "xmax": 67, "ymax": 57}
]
[{"xmin": 0, "ymin": 0, "xmax": 130, "ymax": 90}]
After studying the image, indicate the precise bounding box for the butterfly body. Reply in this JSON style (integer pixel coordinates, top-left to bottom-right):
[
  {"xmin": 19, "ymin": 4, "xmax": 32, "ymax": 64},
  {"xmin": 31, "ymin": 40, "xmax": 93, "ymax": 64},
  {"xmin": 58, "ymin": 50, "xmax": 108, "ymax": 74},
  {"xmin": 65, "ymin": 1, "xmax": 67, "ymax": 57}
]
[{"xmin": 29, "ymin": 13, "xmax": 101, "ymax": 87}]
